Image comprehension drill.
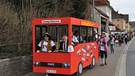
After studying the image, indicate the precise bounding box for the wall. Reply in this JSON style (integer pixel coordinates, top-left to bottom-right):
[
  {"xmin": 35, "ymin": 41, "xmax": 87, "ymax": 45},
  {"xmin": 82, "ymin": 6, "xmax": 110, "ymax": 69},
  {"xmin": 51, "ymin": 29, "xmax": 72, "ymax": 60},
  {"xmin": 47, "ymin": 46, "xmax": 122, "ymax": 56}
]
[
  {"xmin": 125, "ymin": 23, "xmax": 132, "ymax": 32},
  {"xmin": 0, "ymin": 55, "xmax": 32, "ymax": 76},
  {"xmin": 121, "ymin": 19, "xmax": 126, "ymax": 30},
  {"xmin": 106, "ymin": 6, "xmax": 112, "ymax": 21},
  {"xmin": 112, "ymin": 18, "xmax": 126, "ymax": 30},
  {"xmin": 94, "ymin": 8, "xmax": 101, "ymax": 34},
  {"xmin": 96, "ymin": 5, "xmax": 112, "ymax": 21}
]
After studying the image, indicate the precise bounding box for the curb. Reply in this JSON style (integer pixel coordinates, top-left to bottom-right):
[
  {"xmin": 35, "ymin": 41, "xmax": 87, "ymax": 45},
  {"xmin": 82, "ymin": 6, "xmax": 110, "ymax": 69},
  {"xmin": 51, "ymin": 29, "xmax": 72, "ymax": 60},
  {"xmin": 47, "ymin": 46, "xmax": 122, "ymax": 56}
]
[{"xmin": 115, "ymin": 37, "xmax": 134, "ymax": 76}]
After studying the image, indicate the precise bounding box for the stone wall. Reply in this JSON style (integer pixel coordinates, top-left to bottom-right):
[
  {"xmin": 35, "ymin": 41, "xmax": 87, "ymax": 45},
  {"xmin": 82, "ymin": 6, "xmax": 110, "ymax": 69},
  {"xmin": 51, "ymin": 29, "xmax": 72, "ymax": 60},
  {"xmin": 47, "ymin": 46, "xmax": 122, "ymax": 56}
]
[{"xmin": 0, "ymin": 55, "xmax": 32, "ymax": 76}]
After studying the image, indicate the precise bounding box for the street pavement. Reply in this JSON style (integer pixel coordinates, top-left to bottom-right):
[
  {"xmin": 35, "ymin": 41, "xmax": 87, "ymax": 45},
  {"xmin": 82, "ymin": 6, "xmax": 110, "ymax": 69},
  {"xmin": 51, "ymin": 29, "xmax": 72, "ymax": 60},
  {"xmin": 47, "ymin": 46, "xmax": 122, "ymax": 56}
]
[
  {"xmin": 22, "ymin": 41, "xmax": 129, "ymax": 76},
  {"xmin": 127, "ymin": 37, "xmax": 135, "ymax": 76},
  {"xmin": 82, "ymin": 43, "xmax": 127, "ymax": 76}
]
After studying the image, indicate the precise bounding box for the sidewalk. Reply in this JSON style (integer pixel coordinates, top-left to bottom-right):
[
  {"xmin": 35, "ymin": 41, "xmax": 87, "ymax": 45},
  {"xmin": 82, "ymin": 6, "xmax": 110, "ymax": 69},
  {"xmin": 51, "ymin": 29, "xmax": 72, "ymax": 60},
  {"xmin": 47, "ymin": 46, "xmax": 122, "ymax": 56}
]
[
  {"xmin": 22, "ymin": 43, "xmax": 128, "ymax": 76},
  {"xmin": 82, "ymin": 43, "xmax": 127, "ymax": 76}
]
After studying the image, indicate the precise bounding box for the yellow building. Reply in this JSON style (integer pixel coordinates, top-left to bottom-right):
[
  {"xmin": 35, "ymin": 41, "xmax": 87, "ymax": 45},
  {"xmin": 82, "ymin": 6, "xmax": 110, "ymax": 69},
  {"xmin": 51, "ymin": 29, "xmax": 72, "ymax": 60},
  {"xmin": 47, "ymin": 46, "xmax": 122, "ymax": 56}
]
[
  {"xmin": 125, "ymin": 23, "xmax": 132, "ymax": 32},
  {"xmin": 112, "ymin": 18, "xmax": 126, "ymax": 31},
  {"xmin": 112, "ymin": 10, "xmax": 129, "ymax": 33}
]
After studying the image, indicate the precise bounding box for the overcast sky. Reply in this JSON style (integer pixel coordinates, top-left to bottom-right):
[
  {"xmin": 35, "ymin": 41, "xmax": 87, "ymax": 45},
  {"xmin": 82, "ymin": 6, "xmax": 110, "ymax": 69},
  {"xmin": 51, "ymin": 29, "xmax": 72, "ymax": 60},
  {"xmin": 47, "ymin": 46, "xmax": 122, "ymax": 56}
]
[{"xmin": 108, "ymin": 0, "xmax": 135, "ymax": 21}]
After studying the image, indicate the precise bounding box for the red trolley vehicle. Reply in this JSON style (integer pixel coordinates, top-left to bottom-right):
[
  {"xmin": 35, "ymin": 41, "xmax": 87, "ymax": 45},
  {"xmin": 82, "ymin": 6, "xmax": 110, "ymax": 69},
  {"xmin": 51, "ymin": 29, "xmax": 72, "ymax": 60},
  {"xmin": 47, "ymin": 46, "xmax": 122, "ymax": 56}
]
[{"xmin": 32, "ymin": 17, "xmax": 99, "ymax": 76}]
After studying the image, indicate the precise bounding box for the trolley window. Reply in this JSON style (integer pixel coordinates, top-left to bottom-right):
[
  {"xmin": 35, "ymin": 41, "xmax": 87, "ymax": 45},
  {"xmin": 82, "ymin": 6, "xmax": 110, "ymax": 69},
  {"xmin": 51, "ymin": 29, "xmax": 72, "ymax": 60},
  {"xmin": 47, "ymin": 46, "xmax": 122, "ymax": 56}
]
[{"xmin": 35, "ymin": 25, "xmax": 68, "ymax": 52}]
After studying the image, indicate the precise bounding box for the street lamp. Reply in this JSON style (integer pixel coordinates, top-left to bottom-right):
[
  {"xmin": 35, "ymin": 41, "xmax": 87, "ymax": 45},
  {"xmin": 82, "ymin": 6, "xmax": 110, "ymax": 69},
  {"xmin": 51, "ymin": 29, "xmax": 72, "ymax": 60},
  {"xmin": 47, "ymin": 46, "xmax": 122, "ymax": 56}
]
[
  {"xmin": 92, "ymin": 0, "xmax": 95, "ymax": 41},
  {"xmin": 92, "ymin": 0, "xmax": 95, "ymax": 19}
]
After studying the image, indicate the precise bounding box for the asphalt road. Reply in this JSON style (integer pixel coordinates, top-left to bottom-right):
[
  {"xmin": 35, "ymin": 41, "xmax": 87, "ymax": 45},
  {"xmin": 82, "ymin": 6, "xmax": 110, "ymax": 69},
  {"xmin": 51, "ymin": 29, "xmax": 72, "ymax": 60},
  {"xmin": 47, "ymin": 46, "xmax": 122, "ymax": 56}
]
[{"xmin": 126, "ymin": 38, "xmax": 135, "ymax": 76}]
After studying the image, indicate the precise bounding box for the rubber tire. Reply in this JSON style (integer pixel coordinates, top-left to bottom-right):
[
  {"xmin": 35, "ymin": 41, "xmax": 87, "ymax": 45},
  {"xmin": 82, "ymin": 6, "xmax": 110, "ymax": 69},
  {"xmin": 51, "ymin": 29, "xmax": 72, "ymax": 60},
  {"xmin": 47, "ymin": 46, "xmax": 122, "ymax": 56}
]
[
  {"xmin": 90, "ymin": 57, "xmax": 96, "ymax": 69},
  {"xmin": 88, "ymin": 57, "xmax": 96, "ymax": 69},
  {"xmin": 73, "ymin": 63, "xmax": 83, "ymax": 76},
  {"xmin": 44, "ymin": 74, "xmax": 54, "ymax": 76}
]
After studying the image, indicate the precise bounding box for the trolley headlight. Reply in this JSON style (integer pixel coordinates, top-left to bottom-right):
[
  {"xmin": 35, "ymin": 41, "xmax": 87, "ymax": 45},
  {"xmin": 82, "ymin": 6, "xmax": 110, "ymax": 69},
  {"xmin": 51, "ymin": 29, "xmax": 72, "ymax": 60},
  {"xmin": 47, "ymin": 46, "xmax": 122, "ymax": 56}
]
[
  {"xmin": 63, "ymin": 63, "xmax": 70, "ymax": 68},
  {"xmin": 34, "ymin": 62, "xmax": 40, "ymax": 66}
]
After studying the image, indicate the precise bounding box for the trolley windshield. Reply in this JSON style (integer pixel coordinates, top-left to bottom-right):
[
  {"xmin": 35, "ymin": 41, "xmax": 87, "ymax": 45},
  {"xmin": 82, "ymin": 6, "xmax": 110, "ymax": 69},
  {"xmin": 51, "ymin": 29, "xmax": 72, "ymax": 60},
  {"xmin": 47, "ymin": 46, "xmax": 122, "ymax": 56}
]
[{"xmin": 35, "ymin": 25, "xmax": 68, "ymax": 53}]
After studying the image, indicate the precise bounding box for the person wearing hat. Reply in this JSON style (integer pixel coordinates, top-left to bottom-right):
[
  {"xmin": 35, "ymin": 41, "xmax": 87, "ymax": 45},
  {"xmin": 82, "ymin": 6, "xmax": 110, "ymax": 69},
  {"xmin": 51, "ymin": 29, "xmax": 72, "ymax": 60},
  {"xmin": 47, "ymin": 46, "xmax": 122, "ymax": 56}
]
[
  {"xmin": 98, "ymin": 32, "xmax": 108, "ymax": 66},
  {"xmin": 37, "ymin": 34, "xmax": 56, "ymax": 53}
]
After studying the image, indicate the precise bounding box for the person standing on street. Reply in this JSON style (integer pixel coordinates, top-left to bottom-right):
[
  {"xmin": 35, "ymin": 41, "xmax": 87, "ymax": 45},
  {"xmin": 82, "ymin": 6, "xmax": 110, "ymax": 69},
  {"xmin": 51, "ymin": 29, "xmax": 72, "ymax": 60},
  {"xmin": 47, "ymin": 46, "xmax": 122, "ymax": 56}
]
[
  {"xmin": 125, "ymin": 34, "xmax": 128, "ymax": 44},
  {"xmin": 118, "ymin": 34, "xmax": 122, "ymax": 46},
  {"xmin": 99, "ymin": 32, "xmax": 108, "ymax": 66},
  {"xmin": 109, "ymin": 35, "xmax": 115, "ymax": 53}
]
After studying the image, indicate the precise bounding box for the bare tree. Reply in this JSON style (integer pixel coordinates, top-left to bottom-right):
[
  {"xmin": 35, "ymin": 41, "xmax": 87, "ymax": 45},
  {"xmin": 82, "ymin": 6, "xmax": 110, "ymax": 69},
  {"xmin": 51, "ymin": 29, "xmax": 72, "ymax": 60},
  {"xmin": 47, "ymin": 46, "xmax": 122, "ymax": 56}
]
[{"xmin": 0, "ymin": 1, "xmax": 19, "ymax": 44}]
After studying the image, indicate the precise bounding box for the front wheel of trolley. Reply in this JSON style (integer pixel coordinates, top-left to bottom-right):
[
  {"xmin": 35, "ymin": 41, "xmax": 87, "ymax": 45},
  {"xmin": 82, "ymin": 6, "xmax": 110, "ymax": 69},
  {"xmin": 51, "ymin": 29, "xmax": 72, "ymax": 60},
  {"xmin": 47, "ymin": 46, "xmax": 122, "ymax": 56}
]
[
  {"xmin": 87, "ymin": 56, "xmax": 96, "ymax": 69},
  {"xmin": 73, "ymin": 62, "xmax": 83, "ymax": 76}
]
